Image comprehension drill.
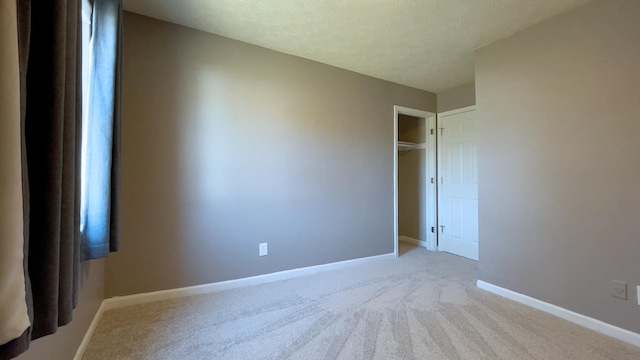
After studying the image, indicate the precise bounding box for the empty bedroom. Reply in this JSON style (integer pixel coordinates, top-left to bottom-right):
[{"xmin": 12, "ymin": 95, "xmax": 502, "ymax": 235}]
[{"xmin": 1, "ymin": 0, "xmax": 639, "ymax": 359}]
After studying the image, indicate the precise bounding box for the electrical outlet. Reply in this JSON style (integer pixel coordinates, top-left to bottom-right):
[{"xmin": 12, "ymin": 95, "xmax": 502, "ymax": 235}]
[
  {"xmin": 259, "ymin": 243, "xmax": 268, "ymax": 256},
  {"xmin": 610, "ymin": 280, "xmax": 627, "ymax": 300}
]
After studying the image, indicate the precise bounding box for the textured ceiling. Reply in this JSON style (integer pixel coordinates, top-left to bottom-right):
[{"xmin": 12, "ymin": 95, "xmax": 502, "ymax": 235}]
[{"xmin": 123, "ymin": 0, "xmax": 593, "ymax": 93}]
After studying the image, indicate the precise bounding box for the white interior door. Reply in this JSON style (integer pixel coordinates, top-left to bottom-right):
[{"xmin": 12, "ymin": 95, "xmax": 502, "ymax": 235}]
[{"xmin": 437, "ymin": 107, "xmax": 478, "ymax": 260}]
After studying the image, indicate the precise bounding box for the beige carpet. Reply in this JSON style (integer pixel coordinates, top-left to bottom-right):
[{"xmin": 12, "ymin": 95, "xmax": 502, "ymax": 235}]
[{"xmin": 84, "ymin": 244, "xmax": 640, "ymax": 359}]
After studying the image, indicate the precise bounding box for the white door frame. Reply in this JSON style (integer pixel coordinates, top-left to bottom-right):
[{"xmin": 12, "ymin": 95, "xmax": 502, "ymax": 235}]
[{"xmin": 393, "ymin": 106, "xmax": 437, "ymax": 258}]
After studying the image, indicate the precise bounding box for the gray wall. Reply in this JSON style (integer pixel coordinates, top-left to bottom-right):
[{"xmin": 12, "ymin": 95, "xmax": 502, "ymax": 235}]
[
  {"xmin": 17, "ymin": 261, "xmax": 104, "ymax": 360},
  {"xmin": 437, "ymin": 82, "xmax": 475, "ymax": 113},
  {"xmin": 476, "ymin": 0, "xmax": 640, "ymax": 333},
  {"xmin": 106, "ymin": 13, "xmax": 436, "ymax": 297}
]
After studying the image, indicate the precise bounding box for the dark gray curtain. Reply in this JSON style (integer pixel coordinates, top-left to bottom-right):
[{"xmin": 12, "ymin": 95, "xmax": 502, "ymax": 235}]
[
  {"xmin": 0, "ymin": 1, "xmax": 81, "ymax": 358},
  {"xmin": 0, "ymin": 0, "xmax": 121, "ymax": 358},
  {"xmin": 81, "ymin": 0, "xmax": 122, "ymax": 260}
]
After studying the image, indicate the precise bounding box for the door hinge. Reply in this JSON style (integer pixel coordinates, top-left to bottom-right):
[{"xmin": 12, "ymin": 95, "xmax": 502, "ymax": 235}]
[
  {"xmin": 430, "ymin": 177, "xmax": 435, "ymax": 184},
  {"xmin": 431, "ymin": 226, "xmax": 435, "ymax": 233},
  {"xmin": 430, "ymin": 128, "xmax": 434, "ymax": 135}
]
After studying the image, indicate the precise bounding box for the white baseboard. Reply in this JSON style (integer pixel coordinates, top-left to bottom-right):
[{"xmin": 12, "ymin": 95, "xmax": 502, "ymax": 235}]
[
  {"xmin": 477, "ymin": 280, "xmax": 640, "ymax": 348},
  {"xmin": 399, "ymin": 236, "xmax": 428, "ymax": 249},
  {"xmin": 103, "ymin": 252, "xmax": 395, "ymax": 311},
  {"xmin": 73, "ymin": 301, "xmax": 106, "ymax": 360},
  {"xmin": 73, "ymin": 253, "xmax": 394, "ymax": 358}
]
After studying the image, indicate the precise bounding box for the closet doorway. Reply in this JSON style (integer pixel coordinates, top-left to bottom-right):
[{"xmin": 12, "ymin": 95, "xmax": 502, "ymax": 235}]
[
  {"xmin": 393, "ymin": 106, "xmax": 437, "ymax": 257},
  {"xmin": 393, "ymin": 105, "xmax": 479, "ymax": 261}
]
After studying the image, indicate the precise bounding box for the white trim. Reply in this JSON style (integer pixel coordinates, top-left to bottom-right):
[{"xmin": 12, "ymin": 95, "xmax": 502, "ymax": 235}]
[
  {"xmin": 438, "ymin": 105, "xmax": 476, "ymax": 117},
  {"xmin": 435, "ymin": 111, "xmax": 441, "ymax": 252},
  {"xmin": 425, "ymin": 115, "xmax": 437, "ymax": 251},
  {"xmin": 477, "ymin": 280, "xmax": 640, "ymax": 348},
  {"xmin": 393, "ymin": 106, "xmax": 399, "ymax": 258},
  {"xmin": 73, "ymin": 301, "xmax": 106, "ymax": 360},
  {"xmin": 399, "ymin": 236, "xmax": 428, "ymax": 248},
  {"xmin": 103, "ymin": 253, "xmax": 395, "ymax": 311},
  {"xmin": 395, "ymin": 106, "xmax": 435, "ymax": 119},
  {"xmin": 72, "ymin": 253, "xmax": 394, "ymax": 357},
  {"xmin": 393, "ymin": 106, "xmax": 437, "ymax": 258}
]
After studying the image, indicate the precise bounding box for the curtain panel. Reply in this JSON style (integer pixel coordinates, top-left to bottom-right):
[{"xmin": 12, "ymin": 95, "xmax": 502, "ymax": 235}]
[
  {"xmin": 0, "ymin": 0, "xmax": 31, "ymax": 349},
  {"xmin": 0, "ymin": 1, "xmax": 83, "ymax": 358},
  {"xmin": 0, "ymin": 0, "xmax": 121, "ymax": 358}
]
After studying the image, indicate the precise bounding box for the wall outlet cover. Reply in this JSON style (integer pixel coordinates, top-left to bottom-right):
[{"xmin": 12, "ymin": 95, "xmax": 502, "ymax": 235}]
[
  {"xmin": 610, "ymin": 280, "xmax": 627, "ymax": 300},
  {"xmin": 259, "ymin": 243, "xmax": 268, "ymax": 257}
]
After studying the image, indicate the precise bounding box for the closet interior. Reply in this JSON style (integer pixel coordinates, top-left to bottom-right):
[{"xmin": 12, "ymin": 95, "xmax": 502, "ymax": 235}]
[{"xmin": 397, "ymin": 114, "xmax": 434, "ymax": 250}]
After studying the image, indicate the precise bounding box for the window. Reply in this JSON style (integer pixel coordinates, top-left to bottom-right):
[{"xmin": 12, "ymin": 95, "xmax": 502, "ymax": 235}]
[
  {"xmin": 80, "ymin": 0, "xmax": 92, "ymax": 234},
  {"xmin": 78, "ymin": 0, "xmax": 121, "ymax": 260}
]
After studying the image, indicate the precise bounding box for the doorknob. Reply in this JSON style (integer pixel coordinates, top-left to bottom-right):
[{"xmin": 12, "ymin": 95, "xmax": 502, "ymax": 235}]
[{"xmin": 440, "ymin": 225, "xmax": 445, "ymax": 232}]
